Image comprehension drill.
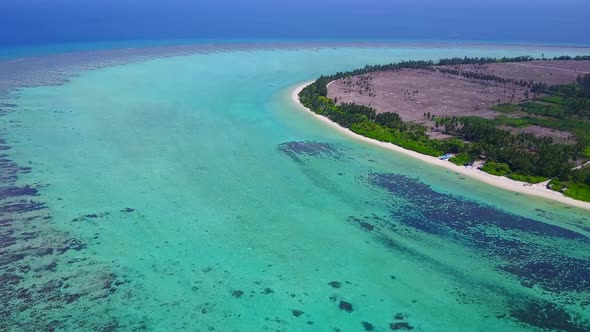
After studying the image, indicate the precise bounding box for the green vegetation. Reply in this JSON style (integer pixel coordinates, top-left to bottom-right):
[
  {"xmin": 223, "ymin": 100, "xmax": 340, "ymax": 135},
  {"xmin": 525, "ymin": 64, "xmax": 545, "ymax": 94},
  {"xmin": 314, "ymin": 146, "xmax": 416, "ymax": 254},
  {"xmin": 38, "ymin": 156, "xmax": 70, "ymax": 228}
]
[
  {"xmin": 495, "ymin": 116, "xmax": 530, "ymax": 128},
  {"xmin": 563, "ymin": 183, "xmax": 590, "ymax": 202},
  {"xmin": 564, "ymin": 166, "xmax": 590, "ymax": 202},
  {"xmin": 349, "ymin": 121, "xmax": 443, "ymax": 156},
  {"xmin": 550, "ymin": 178, "xmax": 590, "ymax": 202},
  {"xmin": 436, "ymin": 72, "xmax": 590, "ymax": 195},
  {"xmin": 494, "ymin": 95, "xmax": 588, "ymax": 119},
  {"xmin": 449, "ymin": 153, "xmax": 471, "ymax": 166},
  {"xmin": 437, "ymin": 116, "xmax": 576, "ymax": 178},
  {"xmin": 521, "ymin": 101, "xmax": 569, "ymax": 118},
  {"xmin": 486, "ymin": 79, "xmax": 590, "ymax": 157},
  {"xmin": 482, "ymin": 162, "xmax": 511, "ymax": 176},
  {"xmin": 508, "ymin": 173, "xmax": 548, "ymax": 184},
  {"xmin": 547, "ymin": 160, "xmax": 590, "ymax": 201},
  {"xmin": 299, "ymin": 56, "xmax": 590, "ymax": 201}
]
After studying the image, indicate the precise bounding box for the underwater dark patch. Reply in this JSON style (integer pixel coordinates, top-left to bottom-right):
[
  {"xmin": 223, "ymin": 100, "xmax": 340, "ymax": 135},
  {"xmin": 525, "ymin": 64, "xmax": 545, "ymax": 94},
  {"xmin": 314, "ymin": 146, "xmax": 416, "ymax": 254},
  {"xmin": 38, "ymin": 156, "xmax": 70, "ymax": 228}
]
[
  {"xmin": 71, "ymin": 212, "xmax": 110, "ymax": 222},
  {"xmin": 368, "ymin": 173, "xmax": 590, "ymax": 293},
  {"xmin": 0, "ymin": 186, "xmax": 38, "ymax": 199},
  {"xmin": 57, "ymin": 238, "xmax": 86, "ymax": 254},
  {"xmin": 338, "ymin": 300, "xmax": 353, "ymax": 312},
  {"xmin": 0, "ymin": 155, "xmax": 34, "ymax": 184},
  {"xmin": 292, "ymin": 309, "xmax": 304, "ymax": 317},
  {"xmin": 0, "ymin": 252, "xmax": 26, "ymax": 265},
  {"xmin": 278, "ymin": 141, "xmax": 342, "ymax": 164},
  {"xmin": 501, "ymin": 256, "xmax": 590, "ymax": 292},
  {"xmin": 361, "ymin": 321, "xmax": 375, "ymax": 331},
  {"xmin": 346, "ymin": 215, "xmax": 378, "ymax": 232},
  {"xmin": 0, "ymin": 138, "xmax": 132, "ymax": 330},
  {"xmin": 394, "ymin": 313, "xmax": 406, "ymax": 320},
  {"xmin": 509, "ymin": 299, "xmax": 590, "ymax": 332},
  {"xmin": 369, "ymin": 173, "xmax": 586, "ymax": 241},
  {"xmin": 0, "ymin": 200, "xmax": 45, "ymax": 214},
  {"xmin": 0, "ymin": 273, "xmax": 23, "ymax": 286},
  {"xmin": 389, "ymin": 322, "xmax": 414, "ymax": 330},
  {"xmin": 328, "ymin": 281, "xmax": 342, "ymax": 288}
]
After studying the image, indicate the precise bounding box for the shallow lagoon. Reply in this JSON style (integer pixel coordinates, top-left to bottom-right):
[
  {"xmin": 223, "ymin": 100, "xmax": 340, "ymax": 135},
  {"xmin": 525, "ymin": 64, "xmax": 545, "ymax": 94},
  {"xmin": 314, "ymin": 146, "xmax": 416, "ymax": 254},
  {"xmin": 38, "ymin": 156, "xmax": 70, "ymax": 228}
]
[{"xmin": 1, "ymin": 44, "xmax": 590, "ymax": 331}]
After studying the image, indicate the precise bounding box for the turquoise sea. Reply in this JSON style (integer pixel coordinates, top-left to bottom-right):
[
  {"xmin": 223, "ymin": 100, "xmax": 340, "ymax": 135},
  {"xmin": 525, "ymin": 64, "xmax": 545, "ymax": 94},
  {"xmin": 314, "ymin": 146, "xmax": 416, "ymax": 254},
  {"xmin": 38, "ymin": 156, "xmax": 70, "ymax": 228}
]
[{"xmin": 1, "ymin": 44, "xmax": 590, "ymax": 331}]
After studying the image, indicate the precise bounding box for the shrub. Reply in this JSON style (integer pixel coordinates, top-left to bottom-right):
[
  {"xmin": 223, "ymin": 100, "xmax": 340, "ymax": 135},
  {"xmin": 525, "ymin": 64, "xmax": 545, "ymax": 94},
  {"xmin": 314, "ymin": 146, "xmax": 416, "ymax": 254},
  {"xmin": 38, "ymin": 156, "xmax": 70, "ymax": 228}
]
[
  {"xmin": 507, "ymin": 173, "xmax": 548, "ymax": 184},
  {"xmin": 482, "ymin": 162, "xmax": 511, "ymax": 176},
  {"xmin": 449, "ymin": 153, "xmax": 471, "ymax": 166},
  {"xmin": 563, "ymin": 183, "xmax": 590, "ymax": 202}
]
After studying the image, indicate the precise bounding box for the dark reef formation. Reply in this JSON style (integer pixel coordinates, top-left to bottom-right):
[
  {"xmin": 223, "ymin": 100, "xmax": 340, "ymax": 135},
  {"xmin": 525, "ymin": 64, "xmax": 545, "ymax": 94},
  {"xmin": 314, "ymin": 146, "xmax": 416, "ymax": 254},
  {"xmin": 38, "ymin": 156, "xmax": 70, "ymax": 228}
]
[
  {"xmin": 0, "ymin": 105, "xmax": 136, "ymax": 331},
  {"xmin": 328, "ymin": 281, "xmax": 342, "ymax": 288},
  {"xmin": 367, "ymin": 172, "xmax": 590, "ymax": 331},
  {"xmin": 278, "ymin": 141, "xmax": 343, "ymax": 164},
  {"xmin": 338, "ymin": 300, "xmax": 354, "ymax": 312},
  {"xmin": 510, "ymin": 300, "xmax": 589, "ymax": 332},
  {"xmin": 368, "ymin": 173, "xmax": 590, "ymax": 293},
  {"xmin": 292, "ymin": 309, "xmax": 304, "ymax": 317}
]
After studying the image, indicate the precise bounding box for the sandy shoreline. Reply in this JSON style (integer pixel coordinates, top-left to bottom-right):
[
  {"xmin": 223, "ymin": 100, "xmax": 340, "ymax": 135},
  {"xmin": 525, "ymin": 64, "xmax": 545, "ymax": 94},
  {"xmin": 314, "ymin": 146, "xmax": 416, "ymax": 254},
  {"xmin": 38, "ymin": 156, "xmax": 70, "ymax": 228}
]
[{"xmin": 291, "ymin": 81, "xmax": 590, "ymax": 211}]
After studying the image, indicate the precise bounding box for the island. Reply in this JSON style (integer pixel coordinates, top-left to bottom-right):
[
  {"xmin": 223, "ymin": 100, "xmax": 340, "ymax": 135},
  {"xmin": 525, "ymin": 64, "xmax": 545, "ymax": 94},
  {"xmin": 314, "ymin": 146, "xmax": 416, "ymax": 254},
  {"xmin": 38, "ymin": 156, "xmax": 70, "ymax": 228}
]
[{"xmin": 296, "ymin": 55, "xmax": 590, "ymax": 206}]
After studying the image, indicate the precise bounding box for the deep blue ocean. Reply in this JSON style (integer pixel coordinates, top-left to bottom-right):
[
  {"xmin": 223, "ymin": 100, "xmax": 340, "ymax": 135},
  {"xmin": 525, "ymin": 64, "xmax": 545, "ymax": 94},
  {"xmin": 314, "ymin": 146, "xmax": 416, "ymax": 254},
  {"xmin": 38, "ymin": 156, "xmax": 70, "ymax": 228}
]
[{"xmin": 1, "ymin": 0, "xmax": 589, "ymax": 58}]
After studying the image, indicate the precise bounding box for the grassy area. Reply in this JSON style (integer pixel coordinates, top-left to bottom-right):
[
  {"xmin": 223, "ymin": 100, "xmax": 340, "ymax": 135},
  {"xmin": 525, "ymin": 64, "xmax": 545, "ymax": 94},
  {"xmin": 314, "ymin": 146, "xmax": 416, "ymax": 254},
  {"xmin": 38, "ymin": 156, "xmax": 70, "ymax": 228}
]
[
  {"xmin": 350, "ymin": 121, "xmax": 443, "ymax": 157},
  {"xmin": 514, "ymin": 91, "xmax": 584, "ymax": 119},
  {"xmin": 549, "ymin": 179, "xmax": 567, "ymax": 192},
  {"xmin": 564, "ymin": 183, "xmax": 590, "ymax": 202},
  {"xmin": 522, "ymin": 101, "xmax": 569, "ymax": 118},
  {"xmin": 507, "ymin": 173, "xmax": 548, "ymax": 184},
  {"xmin": 492, "ymin": 98, "xmax": 571, "ymax": 118},
  {"xmin": 537, "ymin": 95, "xmax": 566, "ymax": 104},
  {"xmin": 492, "ymin": 103, "xmax": 521, "ymax": 114},
  {"xmin": 481, "ymin": 162, "xmax": 511, "ymax": 176},
  {"xmin": 549, "ymin": 167, "xmax": 590, "ymax": 202},
  {"xmin": 549, "ymin": 178, "xmax": 590, "ymax": 202},
  {"xmin": 495, "ymin": 116, "xmax": 531, "ymax": 128},
  {"xmin": 449, "ymin": 153, "xmax": 471, "ymax": 166}
]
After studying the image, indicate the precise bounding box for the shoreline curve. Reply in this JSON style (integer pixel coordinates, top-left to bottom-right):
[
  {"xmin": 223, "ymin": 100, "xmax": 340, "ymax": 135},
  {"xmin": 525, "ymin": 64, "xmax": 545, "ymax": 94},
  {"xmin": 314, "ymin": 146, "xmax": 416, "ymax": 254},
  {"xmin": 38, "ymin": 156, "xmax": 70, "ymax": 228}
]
[{"xmin": 291, "ymin": 81, "xmax": 590, "ymax": 211}]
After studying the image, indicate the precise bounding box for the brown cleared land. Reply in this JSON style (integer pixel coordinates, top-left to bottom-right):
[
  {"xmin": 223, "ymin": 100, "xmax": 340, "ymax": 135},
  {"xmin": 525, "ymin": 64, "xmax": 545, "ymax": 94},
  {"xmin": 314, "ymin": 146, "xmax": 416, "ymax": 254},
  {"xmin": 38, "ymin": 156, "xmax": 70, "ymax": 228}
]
[
  {"xmin": 327, "ymin": 60, "xmax": 590, "ymax": 140},
  {"xmin": 441, "ymin": 60, "xmax": 590, "ymax": 85},
  {"xmin": 498, "ymin": 125, "xmax": 574, "ymax": 144}
]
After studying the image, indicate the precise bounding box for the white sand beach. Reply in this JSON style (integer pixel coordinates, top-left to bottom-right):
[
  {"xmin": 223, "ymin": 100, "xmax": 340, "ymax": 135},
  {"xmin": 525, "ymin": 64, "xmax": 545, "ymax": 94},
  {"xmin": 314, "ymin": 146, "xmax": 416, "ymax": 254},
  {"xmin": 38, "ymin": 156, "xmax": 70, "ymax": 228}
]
[{"xmin": 292, "ymin": 81, "xmax": 590, "ymax": 211}]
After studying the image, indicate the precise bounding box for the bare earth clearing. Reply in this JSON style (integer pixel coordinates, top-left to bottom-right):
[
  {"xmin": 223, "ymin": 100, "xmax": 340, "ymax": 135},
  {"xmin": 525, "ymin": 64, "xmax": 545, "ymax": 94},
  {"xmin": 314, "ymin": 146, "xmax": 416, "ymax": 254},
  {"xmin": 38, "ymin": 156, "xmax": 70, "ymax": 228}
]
[
  {"xmin": 443, "ymin": 60, "xmax": 590, "ymax": 84},
  {"xmin": 327, "ymin": 60, "xmax": 590, "ymax": 140}
]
